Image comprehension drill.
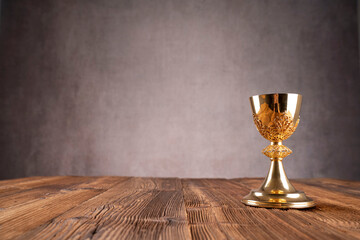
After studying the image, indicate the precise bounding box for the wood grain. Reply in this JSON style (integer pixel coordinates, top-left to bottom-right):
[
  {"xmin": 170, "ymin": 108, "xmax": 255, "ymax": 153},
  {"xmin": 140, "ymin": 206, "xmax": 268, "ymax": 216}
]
[
  {"xmin": 17, "ymin": 177, "xmax": 191, "ymax": 240},
  {"xmin": 235, "ymin": 178, "xmax": 360, "ymax": 239},
  {"xmin": 0, "ymin": 177, "xmax": 359, "ymax": 240},
  {"xmin": 0, "ymin": 177, "xmax": 101, "ymax": 209}
]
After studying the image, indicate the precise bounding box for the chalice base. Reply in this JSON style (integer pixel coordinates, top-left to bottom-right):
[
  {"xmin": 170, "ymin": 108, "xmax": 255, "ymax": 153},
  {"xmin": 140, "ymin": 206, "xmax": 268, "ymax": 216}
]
[
  {"xmin": 242, "ymin": 159, "xmax": 315, "ymax": 209},
  {"xmin": 242, "ymin": 190, "xmax": 315, "ymax": 209}
]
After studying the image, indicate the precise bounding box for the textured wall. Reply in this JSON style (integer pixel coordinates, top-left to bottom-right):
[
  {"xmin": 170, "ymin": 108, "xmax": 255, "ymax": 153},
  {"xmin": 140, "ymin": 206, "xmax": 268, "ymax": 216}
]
[{"xmin": 0, "ymin": 0, "xmax": 359, "ymax": 180}]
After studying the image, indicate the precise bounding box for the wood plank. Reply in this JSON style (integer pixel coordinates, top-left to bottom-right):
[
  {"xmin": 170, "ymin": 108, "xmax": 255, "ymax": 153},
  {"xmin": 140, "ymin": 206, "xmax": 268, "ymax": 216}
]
[
  {"xmin": 183, "ymin": 178, "xmax": 359, "ymax": 240},
  {"xmin": 291, "ymin": 179, "xmax": 360, "ymax": 239},
  {"xmin": 0, "ymin": 177, "xmax": 125, "ymax": 240},
  {"xmin": 18, "ymin": 177, "xmax": 191, "ymax": 240},
  {"xmin": 182, "ymin": 179, "xmax": 233, "ymax": 239},
  {"xmin": 0, "ymin": 177, "xmax": 100, "ymax": 209},
  {"xmin": 296, "ymin": 178, "xmax": 360, "ymax": 197},
  {"xmin": 71, "ymin": 176, "xmax": 128, "ymax": 190},
  {"xmin": 0, "ymin": 176, "xmax": 68, "ymax": 188},
  {"xmin": 0, "ymin": 189, "xmax": 103, "ymax": 239},
  {"xmin": 234, "ymin": 178, "xmax": 360, "ymax": 239},
  {"xmin": 0, "ymin": 177, "xmax": 358, "ymax": 239},
  {"xmin": 0, "ymin": 176, "xmax": 44, "ymax": 187},
  {"xmin": 182, "ymin": 178, "xmax": 309, "ymax": 240},
  {"xmin": 0, "ymin": 176, "xmax": 75, "ymax": 197},
  {"xmin": 291, "ymin": 180, "xmax": 360, "ymax": 210}
]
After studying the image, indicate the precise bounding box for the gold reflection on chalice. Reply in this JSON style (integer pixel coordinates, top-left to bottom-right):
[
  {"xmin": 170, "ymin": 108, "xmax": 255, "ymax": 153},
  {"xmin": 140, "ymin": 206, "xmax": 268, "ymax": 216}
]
[{"xmin": 242, "ymin": 93, "xmax": 315, "ymax": 209}]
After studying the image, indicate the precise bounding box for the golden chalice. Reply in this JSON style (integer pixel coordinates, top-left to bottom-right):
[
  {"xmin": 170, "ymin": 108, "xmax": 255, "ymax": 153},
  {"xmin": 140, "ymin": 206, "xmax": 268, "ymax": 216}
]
[{"xmin": 242, "ymin": 93, "xmax": 315, "ymax": 209}]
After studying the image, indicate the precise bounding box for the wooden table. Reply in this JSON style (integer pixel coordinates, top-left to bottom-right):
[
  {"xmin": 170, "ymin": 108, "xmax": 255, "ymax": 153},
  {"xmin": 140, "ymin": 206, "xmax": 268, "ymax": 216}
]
[{"xmin": 0, "ymin": 177, "xmax": 359, "ymax": 239}]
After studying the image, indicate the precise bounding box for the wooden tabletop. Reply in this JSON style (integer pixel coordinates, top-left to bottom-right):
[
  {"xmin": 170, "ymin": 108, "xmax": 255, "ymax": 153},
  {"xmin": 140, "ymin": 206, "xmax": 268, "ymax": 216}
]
[{"xmin": 0, "ymin": 177, "xmax": 359, "ymax": 240}]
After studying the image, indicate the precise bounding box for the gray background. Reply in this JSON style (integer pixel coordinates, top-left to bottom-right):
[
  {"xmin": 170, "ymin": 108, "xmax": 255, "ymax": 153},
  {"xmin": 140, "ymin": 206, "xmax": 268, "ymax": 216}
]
[{"xmin": 0, "ymin": 0, "xmax": 359, "ymax": 180}]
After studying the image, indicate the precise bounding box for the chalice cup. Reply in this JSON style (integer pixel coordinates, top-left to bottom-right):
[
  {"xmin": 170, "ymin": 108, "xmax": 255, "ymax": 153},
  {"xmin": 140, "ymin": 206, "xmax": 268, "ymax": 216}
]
[{"xmin": 242, "ymin": 93, "xmax": 315, "ymax": 209}]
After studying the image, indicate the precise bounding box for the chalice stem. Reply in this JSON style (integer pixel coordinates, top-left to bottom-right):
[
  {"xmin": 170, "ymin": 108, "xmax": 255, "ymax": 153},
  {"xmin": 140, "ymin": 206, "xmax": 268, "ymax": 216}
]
[
  {"xmin": 261, "ymin": 156, "xmax": 296, "ymax": 193},
  {"xmin": 259, "ymin": 141, "xmax": 296, "ymax": 193}
]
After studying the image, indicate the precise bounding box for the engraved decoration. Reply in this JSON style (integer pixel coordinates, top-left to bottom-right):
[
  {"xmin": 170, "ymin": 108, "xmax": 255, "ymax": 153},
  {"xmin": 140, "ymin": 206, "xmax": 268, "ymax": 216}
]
[
  {"xmin": 253, "ymin": 111, "xmax": 299, "ymax": 142},
  {"xmin": 262, "ymin": 144, "xmax": 292, "ymax": 159}
]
